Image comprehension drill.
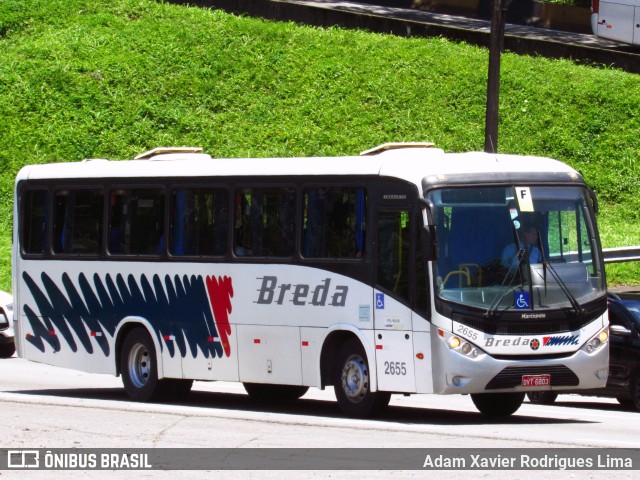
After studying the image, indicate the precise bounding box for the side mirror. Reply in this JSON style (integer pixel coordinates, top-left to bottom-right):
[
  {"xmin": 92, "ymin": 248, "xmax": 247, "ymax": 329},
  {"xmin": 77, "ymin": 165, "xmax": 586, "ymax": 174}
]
[
  {"xmin": 610, "ymin": 324, "xmax": 632, "ymax": 338},
  {"xmin": 423, "ymin": 224, "xmax": 438, "ymax": 261},
  {"xmin": 588, "ymin": 188, "xmax": 599, "ymax": 214}
]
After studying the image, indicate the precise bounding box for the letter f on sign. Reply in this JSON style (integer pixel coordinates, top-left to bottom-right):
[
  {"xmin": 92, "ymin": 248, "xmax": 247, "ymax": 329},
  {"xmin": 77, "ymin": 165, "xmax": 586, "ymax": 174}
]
[{"xmin": 515, "ymin": 187, "xmax": 534, "ymax": 212}]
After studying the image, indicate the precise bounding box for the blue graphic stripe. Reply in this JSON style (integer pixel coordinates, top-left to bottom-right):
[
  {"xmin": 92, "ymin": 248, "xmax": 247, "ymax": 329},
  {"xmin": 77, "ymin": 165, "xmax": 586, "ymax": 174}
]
[{"xmin": 23, "ymin": 271, "xmax": 224, "ymax": 360}]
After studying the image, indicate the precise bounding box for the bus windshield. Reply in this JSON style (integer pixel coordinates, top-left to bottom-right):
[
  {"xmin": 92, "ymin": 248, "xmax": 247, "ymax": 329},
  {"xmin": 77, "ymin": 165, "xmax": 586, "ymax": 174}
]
[{"xmin": 428, "ymin": 185, "xmax": 606, "ymax": 313}]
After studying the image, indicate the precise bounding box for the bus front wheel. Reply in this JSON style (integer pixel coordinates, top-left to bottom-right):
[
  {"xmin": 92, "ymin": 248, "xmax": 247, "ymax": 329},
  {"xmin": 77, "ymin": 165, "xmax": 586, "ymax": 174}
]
[
  {"xmin": 120, "ymin": 327, "xmax": 164, "ymax": 402},
  {"xmin": 471, "ymin": 392, "xmax": 525, "ymax": 417},
  {"xmin": 333, "ymin": 338, "xmax": 390, "ymax": 418},
  {"xmin": 618, "ymin": 371, "xmax": 640, "ymax": 411}
]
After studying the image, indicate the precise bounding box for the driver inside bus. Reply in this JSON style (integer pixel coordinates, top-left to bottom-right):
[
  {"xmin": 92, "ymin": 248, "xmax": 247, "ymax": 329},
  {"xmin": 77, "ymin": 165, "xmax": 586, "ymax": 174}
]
[{"xmin": 501, "ymin": 224, "xmax": 543, "ymax": 268}]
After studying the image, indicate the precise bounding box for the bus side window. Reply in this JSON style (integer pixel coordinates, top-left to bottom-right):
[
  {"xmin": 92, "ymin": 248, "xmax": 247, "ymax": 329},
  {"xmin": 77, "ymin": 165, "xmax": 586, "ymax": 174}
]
[
  {"xmin": 109, "ymin": 188, "xmax": 164, "ymax": 255},
  {"xmin": 170, "ymin": 188, "xmax": 228, "ymax": 256},
  {"xmin": 52, "ymin": 189, "xmax": 103, "ymax": 255},
  {"xmin": 376, "ymin": 210, "xmax": 410, "ymax": 302},
  {"xmin": 21, "ymin": 189, "xmax": 49, "ymax": 255},
  {"xmin": 234, "ymin": 188, "xmax": 295, "ymax": 257},
  {"xmin": 302, "ymin": 187, "xmax": 366, "ymax": 259}
]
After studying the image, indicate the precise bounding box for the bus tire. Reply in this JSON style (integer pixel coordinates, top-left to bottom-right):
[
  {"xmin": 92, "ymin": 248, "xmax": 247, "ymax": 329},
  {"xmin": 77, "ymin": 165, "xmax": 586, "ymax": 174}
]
[
  {"xmin": 243, "ymin": 383, "xmax": 309, "ymax": 403},
  {"xmin": 333, "ymin": 338, "xmax": 390, "ymax": 418},
  {"xmin": 526, "ymin": 391, "xmax": 558, "ymax": 405},
  {"xmin": 628, "ymin": 371, "xmax": 640, "ymax": 411},
  {"xmin": 471, "ymin": 392, "xmax": 525, "ymax": 417},
  {"xmin": 120, "ymin": 327, "xmax": 165, "ymax": 402},
  {"xmin": 0, "ymin": 343, "xmax": 15, "ymax": 358},
  {"xmin": 617, "ymin": 372, "xmax": 640, "ymax": 411}
]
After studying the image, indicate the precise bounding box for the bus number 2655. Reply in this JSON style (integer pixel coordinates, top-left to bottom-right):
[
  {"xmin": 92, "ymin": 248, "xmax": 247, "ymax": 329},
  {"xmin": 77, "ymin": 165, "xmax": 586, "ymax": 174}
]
[{"xmin": 384, "ymin": 361, "xmax": 407, "ymax": 376}]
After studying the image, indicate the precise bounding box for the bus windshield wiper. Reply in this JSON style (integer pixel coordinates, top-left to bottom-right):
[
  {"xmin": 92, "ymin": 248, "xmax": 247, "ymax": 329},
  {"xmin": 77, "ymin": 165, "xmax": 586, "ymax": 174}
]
[
  {"xmin": 485, "ymin": 219, "xmax": 526, "ymax": 318},
  {"xmin": 544, "ymin": 262, "xmax": 582, "ymax": 314},
  {"xmin": 485, "ymin": 248, "xmax": 525, "ymax": 318},
  {"xmin": 535, "ymin": 230, "xmax": 582, "ymax": 315}
]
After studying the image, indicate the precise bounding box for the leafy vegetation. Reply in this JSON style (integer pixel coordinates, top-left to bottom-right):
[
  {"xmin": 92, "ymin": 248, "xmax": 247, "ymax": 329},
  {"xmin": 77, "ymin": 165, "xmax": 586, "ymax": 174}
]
[
  {"xmin": 536, "ymin": 0, "xmax": 591, "ymax": 8},
  {"xmin": 1, "ymin": 0, "xmax": 639, "ymax": 291}
]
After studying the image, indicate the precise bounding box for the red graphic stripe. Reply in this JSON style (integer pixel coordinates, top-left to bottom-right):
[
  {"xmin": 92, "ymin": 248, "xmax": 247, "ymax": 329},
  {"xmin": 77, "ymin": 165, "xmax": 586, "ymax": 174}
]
[{"xmin": 206, "ymin": 275, "xmax": 234, "ymax": 357}]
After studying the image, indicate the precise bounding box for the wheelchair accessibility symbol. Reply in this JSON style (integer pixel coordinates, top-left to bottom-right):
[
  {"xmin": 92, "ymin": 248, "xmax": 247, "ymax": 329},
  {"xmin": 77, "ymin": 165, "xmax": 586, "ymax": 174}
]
[
  {"xmin": 375, "ymin": 293, "xmax": 385, "ymax": 310},
  {"xmin": 515, "ymin": 292, "xmax": 530, "ymax": 310}
]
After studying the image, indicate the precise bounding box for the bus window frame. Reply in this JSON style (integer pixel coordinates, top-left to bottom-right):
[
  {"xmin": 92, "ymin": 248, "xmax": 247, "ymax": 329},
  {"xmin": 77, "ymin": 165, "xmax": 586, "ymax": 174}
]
[
  {"xmin": 106, "ymin": 184, "xmax": 166, "ymax": 259},
  {"xmin": 300, "ymin": 183, "xmax": 368, "ymax": 262},
  {"xmin": 167, "ymin": 183, "xmax": 231, "ymax": 261},
  {"xmin": 51, "ymin": 185, "xmax": 105, "ymax": 258},
  {"xmin": 19, "ymin": 185, "xmax": 51, "ymax": 259},
  {"xmin": 231, "ymin": 183, "xmax": 298, "ymax": 261}
]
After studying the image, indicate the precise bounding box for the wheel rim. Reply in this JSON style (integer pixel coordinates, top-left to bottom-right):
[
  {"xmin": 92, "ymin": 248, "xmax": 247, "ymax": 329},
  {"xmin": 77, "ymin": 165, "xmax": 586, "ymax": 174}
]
[
  {"xmin": 341, "ymin": 354, "xmax": 369, "ymax": 403},
  {"xmin": 127, "ymin": 343, "xmax": 151, "ymax": 389}
]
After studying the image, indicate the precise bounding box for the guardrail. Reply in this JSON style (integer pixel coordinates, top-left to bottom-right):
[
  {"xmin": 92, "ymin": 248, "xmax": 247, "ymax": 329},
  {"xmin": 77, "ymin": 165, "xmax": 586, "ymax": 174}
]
[{"xmin": 603, "ymin": 246, "xmax": 640, "ymax": 264}]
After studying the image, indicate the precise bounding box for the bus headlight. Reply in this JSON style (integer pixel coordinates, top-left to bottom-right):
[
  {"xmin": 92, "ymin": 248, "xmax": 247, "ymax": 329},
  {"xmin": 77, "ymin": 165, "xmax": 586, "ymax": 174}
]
[
  {"xmin": 439, "ymin": 328, "xmax": 483, "ymax": 358},
  {"xmin": 582, "ymin": 327, "xmax": 609, "ymax": 354}
]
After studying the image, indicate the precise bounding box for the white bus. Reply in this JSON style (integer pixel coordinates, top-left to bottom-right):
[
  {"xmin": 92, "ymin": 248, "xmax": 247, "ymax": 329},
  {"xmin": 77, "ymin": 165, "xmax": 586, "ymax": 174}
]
[
  {"xmin": 591, "ymin": 0, "xmax": 640, "ymax": 45},
  {"xmin": 12, "ymin": 144, "xmax": 610, "ymax": 417}
]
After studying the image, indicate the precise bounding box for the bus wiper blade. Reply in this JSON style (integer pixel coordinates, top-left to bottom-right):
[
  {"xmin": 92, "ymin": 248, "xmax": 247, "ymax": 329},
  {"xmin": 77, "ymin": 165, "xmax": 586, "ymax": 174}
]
[
  {"xmin": 543, "ymin": 261, "xmax": 583, "ymax": 315},
  {"xmin": 485, "ymin": 250, "xmax": 524, "ymax": 318},
  {"xmin": 534, "ymin": 228, "xmax": 582, "ymax": 315}
]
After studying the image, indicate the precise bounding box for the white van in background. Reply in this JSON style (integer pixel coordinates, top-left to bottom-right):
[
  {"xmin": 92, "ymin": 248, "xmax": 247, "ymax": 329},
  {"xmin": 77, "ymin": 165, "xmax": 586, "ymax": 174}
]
[
  {"xmin": 592, "ymin": 0, "xmax": 640, "ymax": 45},
  {"xmin": 0, "ymin": 290, "xmax": 15, "ymax": 358}
]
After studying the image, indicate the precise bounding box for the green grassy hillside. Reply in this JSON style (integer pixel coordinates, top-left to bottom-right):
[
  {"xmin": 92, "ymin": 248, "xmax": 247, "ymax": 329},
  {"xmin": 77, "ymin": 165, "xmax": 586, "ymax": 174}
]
[{"xmin": 1, "ymin": 0, "xmax": 639, "ymax": 290}]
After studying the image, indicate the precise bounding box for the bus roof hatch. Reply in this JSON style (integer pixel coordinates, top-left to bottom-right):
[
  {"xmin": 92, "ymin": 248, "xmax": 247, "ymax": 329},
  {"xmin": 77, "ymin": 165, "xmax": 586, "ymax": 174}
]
[
  {"xmin": 135, "ymin": 147, "xmax": 204, "ymax": 160},
  {"xmin": 360, "ymin": 142, "xmax": 435, "ymax": 156}
]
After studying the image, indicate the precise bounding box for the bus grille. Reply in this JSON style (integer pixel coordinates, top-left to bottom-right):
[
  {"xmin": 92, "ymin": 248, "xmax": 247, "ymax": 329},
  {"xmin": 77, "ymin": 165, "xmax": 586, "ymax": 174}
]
[
  {"xmin": 452, "ymin": 301, "xmax": 606, "ymax": 335},
  {"xmin": 485, "ymin": 365, "xmax": 579, "ymax": 390},
  {"xmin": 453, "ymin": 314, "xmax": 583, "ymax": 335}
]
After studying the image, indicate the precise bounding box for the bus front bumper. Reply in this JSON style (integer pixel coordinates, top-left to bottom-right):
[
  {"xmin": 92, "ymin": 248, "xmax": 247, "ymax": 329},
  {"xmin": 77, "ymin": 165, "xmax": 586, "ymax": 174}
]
[{"xmin": 430, "ymin": 333, "xmax": 609, "ymax": 395}]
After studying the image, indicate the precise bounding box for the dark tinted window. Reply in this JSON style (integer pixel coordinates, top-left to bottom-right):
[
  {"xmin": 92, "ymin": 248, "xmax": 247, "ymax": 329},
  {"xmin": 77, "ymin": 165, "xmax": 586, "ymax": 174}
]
[
  {"xmin": 109, "ymin": 188, "xmax": 164, "ymax": 255},
  {"xmin": 52, "ymin": 189, "xmax": 103, "ymax": 255},
  {"xmin": 302, "ymin": 187, "xmax": 366, "ymax": 259},
  {"xmin": 234, "ymin": 188, "xmax": 295, "ymax": 257},
  {"xmin": 170, "ymin": 188, "xmax": 228, "ymax": 256},
  {"xmin": 376, "ymin": 210, "xmax": 410, "ymax": 302},
  {"xmin": 21, "ymin": 189, "xmax": 49, "ymax": 255}
]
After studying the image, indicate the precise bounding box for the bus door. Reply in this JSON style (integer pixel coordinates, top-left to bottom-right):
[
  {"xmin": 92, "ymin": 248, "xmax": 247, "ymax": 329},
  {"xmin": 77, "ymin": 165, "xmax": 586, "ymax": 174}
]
[{"xmin": 374, "ymin": 209, "xmax": 417, "ymax": 393}]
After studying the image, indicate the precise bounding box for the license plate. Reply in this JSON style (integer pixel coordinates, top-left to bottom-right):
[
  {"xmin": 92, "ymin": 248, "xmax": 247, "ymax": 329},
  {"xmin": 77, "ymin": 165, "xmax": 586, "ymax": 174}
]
[{"xmin": 522, "ymin": 374, "xmax": 551, "ymax": 387}]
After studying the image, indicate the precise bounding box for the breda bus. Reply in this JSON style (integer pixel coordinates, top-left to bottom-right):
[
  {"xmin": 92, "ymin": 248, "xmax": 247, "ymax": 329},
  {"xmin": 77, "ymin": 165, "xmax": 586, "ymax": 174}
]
[{"xmin": 13, "ymin": 144, "xmax": 610, "ymax": 417}]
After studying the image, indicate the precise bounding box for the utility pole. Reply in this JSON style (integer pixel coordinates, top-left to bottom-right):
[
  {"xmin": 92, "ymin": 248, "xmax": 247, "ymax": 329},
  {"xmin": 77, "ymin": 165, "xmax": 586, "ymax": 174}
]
[{"xmin": 484, "ymin": 0, "xmax": 510, "ymax": 154}]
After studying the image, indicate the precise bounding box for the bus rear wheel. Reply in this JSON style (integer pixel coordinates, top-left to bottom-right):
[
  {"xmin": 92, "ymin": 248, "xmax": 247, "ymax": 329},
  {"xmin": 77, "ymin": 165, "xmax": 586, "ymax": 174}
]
[
  {"xmin": 333, "ymin": 338, "xmax": 390, "ymax": 418},
  {"xmin": 243, "ymin": 383, "xmax": 309, "ymax": 403},
  {"xmin": 120, "ymin": 327, "xmax": 165, "ymax": 402},
  {"xmin": 471, "ymin": 392, "xmax": 525, "ymax": 417}
]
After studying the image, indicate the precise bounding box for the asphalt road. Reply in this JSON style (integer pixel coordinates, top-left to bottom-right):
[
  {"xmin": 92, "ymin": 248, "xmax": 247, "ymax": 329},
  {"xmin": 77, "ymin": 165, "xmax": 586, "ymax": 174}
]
[{"xmin": 1, "ymin": 356, "xmax": 639, "ymax": 479}]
